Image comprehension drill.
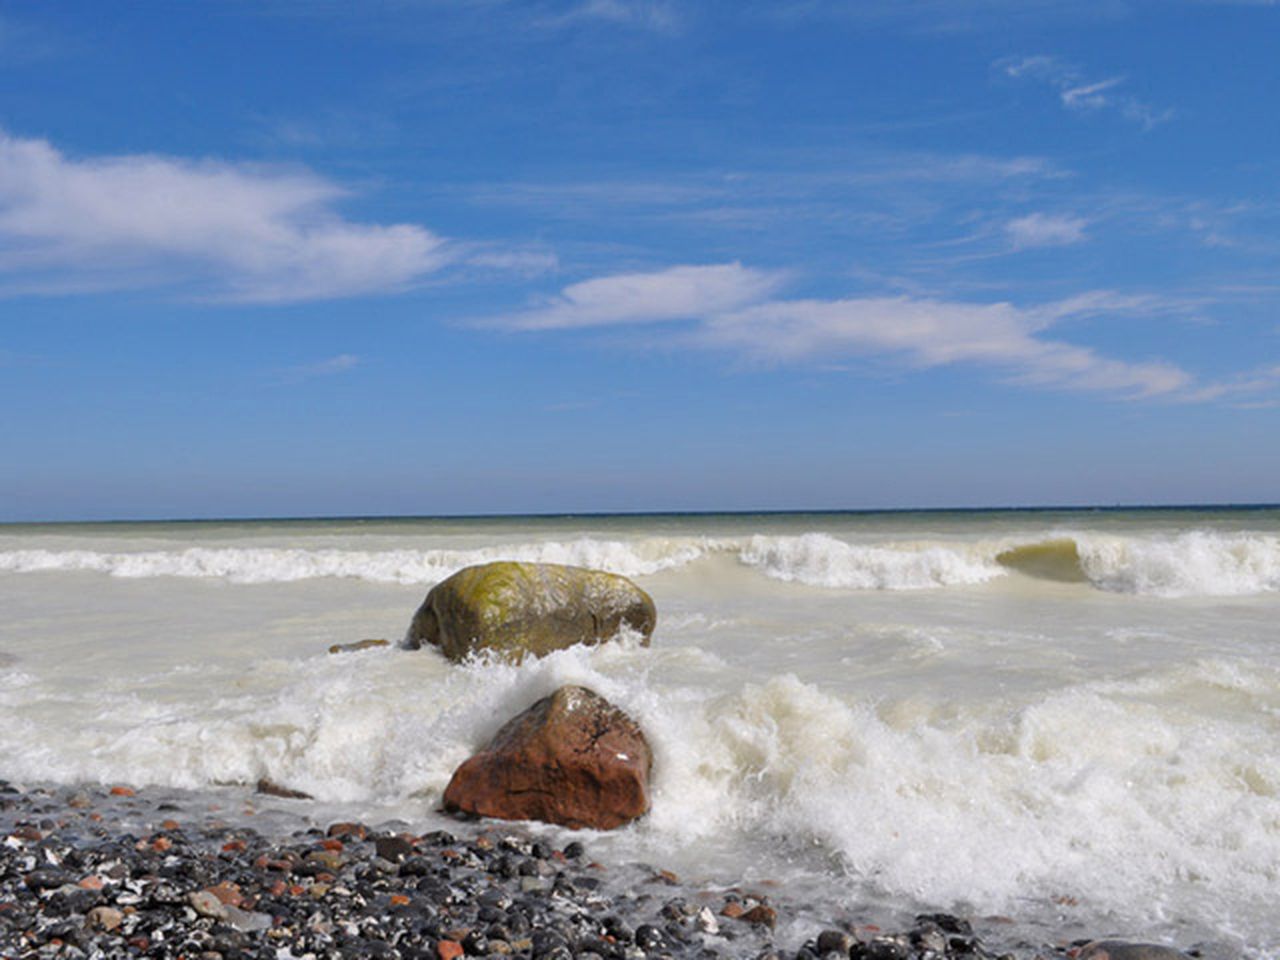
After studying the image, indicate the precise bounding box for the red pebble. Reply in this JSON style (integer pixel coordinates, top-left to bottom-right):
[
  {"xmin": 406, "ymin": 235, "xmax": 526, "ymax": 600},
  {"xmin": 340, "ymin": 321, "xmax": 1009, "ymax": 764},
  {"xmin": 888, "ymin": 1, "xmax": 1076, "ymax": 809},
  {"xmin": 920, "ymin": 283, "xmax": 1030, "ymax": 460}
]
[
  {"xmin": 437, "ymin": 940, "xmax": 464, "ymax": 960},
  {"xmin": 326, "ymin": 822, "xmax": 367, "ymax": 840},
  {"xmin": 206, "ymin": 882, "xmax": 243, "ymax": 907},
  {"xmin": 109, "ymin": 786, "xmax": 135, "ymax": 797},
  {"xmin": 320, "ymin": 839, "xmax": 344, "ymax": 852}
]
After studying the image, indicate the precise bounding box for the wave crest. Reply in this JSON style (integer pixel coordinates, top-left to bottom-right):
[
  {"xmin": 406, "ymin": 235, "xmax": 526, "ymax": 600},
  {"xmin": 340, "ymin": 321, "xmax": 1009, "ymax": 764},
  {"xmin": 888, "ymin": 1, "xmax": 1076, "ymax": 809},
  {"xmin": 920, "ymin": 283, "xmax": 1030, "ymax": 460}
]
[
  {"xmin": 3, "ymin": 528, "xmax": 1278, "ymax": 596},
  {"xmin": 738, "ymin": 533, "xmax": 1002, "ymax": 589}
]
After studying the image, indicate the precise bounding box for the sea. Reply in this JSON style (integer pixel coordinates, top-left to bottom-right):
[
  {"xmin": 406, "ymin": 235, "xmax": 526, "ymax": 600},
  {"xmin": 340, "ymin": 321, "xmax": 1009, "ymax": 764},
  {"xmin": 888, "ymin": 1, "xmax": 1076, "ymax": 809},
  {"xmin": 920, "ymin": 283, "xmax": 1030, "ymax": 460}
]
[{"xmin": 2, "ymin": 507, "xmax": 1279, "ymax": 957}]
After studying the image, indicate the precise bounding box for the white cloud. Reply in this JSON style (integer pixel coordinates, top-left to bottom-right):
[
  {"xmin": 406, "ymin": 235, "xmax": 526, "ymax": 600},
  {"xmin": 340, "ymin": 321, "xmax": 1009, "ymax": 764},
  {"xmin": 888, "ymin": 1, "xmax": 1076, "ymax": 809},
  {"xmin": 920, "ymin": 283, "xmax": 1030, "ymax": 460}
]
[
  {"xmin": 495, "ymin": 262, "xmax": 1195, "ymax": 399},
  {"xmin": 1005, "ymin": 212, "xmax": 1088, "ymax": 249},
  {"xmin": 999, "ymin": 55, "xmax": 1171, "ymax": 129},
  {"xmin": 494, "ymin": 262, "xmax": 784, "ymax": 330},
  {"xmin": 701, "ymin": 297, "xmax": 1190, "ymax": 398},
  {"xmin": 0, "ymin": 130, "xmax": 448, "ymax": 301}
]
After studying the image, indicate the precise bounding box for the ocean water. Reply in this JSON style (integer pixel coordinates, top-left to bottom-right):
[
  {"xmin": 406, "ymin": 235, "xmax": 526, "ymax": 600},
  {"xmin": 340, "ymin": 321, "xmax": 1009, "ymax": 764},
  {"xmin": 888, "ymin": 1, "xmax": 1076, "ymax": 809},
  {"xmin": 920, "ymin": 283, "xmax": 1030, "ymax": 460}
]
[{"xmin": 2, "ymin": 508, "xmax": 1279, "ymax": 956}]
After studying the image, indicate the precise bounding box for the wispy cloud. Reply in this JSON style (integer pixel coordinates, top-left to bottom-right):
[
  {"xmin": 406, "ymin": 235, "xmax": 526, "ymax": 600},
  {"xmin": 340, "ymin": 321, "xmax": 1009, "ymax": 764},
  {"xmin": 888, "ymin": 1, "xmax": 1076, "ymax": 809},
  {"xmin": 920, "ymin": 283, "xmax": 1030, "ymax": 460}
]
[
  {"xmin": 999, "ymin": 55, "xmax": 1172, "ymax": 129},
  {"xmin": 1005, "ymin": 212, "xmax": 1088, "ymax": 249},
  {"xmin": 0, "ymin": 130, "xmax": 449, "ymax": 302},
  {"xmin": 490, "ymin": 262, "xmax": 784, "ymax": 330},
  {"xmin": 491, "ymin": 263, "xmax": 1197, "ymax": 399},
  {"xmin": 542, "ymin": 0, "xmax": 681, "ymax": 33},
  {"xmin": 702, "ymin": 296, "xmax": 1190, "ymax": 398},
  {"xmin": 278, "ymin": 353, "xmax": 362, "ymax": 384},
  {"xmin": 464, "ymin": 248, "xmax": 560, "ymax": 277}
]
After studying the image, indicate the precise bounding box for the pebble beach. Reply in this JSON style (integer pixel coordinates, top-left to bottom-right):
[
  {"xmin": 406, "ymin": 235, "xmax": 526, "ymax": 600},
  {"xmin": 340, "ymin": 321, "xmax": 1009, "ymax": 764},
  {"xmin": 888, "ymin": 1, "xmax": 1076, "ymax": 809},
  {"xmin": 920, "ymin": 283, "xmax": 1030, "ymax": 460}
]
[{"xmin": 1, "ymin": 779, "xmax": 1131, "ymax": 960}]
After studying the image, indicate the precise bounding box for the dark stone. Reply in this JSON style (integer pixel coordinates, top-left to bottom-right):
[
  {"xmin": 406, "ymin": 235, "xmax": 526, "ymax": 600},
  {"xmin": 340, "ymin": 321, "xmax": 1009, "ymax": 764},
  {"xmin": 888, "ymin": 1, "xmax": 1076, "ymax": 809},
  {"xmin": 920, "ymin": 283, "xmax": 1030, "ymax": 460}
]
[
  {"xmin": 375, "ymin": 836, "xmax": 414, "ymax": 863},
  {"xmin": 255, "ymin": 778, "xmax": 314, "ymax": 800},
  {"xmin": 915, "ymin": 913, "xmax": 973, "ymax": 936},
  {"xmin": 634, "ymin": 924, "xmax": 664, "ymax": 951},
  {"xmin": 815, "ymin": 930, "xmax": 854, "ymax": 956}
]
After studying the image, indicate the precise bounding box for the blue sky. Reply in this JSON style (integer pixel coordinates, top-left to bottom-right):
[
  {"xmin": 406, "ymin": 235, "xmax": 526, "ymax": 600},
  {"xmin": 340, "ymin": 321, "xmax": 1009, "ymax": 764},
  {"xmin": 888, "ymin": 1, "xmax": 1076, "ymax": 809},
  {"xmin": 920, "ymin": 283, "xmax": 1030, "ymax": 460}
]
[{"xmin": 1, "ymin": 0, "xmax": 1278, "ymax": 520}]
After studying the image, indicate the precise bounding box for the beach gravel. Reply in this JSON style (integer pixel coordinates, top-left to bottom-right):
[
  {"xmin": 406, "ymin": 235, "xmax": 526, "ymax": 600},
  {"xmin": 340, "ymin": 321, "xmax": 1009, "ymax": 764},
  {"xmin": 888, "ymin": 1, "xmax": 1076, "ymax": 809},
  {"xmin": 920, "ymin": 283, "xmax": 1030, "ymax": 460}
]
[{"xmin": 0, "ymin": 780, "xmax": 1185, "ymax": 960}]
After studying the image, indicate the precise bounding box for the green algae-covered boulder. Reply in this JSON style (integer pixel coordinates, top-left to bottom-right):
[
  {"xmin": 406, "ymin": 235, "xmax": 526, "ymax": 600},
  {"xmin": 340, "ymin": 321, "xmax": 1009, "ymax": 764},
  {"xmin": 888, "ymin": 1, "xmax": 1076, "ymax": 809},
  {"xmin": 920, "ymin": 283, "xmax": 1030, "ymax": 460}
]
[{"xmin": 404, "ymin": 561, "xmax": 656, "ymax": 663}]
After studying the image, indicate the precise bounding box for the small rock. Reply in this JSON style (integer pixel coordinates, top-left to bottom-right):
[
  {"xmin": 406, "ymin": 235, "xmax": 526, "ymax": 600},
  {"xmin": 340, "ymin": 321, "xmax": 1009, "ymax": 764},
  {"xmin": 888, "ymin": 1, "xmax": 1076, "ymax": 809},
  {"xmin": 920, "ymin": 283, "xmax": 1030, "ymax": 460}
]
[
  {"xmin": 328, "ymin": 639, "xmax": 390, "ymax": 655},
  {"xmin": 375, "ymin": 835, "xmax": 414, "ymax": 863},
  {"xmin": 634, "ymin": 924, "xmax": 664, "ymax": 951},
  {"xmin": 204, "ymin": 881, "xmax": 243, "ymax": 907},
  {"xmin": 189, "ymin": 889, "xmax": 229, "ymax": 921},
  {"xmin": 1077, "ymin": 942, "xmax": 1193, "ymax": 960},
  {"xmin": 255, "ymin": 778, "xmax": 313, "ymax": 800},
  {"xmin": 307, "ymin": 848, "xmax": 345, "ymax": 872},
  {"xmin": 695, "ymin": 906, "xmax": 719, "ymax": 935},
  {"xmin": 327, "ymin": 821, "xmax": 367, "ymax": 840},
  {"xmin": 224, "ymin": 904, "xmax": 273, "ymax": 933},
  {"xmin": 816, "ymin": 930, "xmax": 854, "ymax": 955},
  {"xmin": 86, "ymin": 906, "xmax": 123, "ymax": 932},
  {"xmin": 741, "ymin": 905, "xmax": 777, "ymax": 929}
]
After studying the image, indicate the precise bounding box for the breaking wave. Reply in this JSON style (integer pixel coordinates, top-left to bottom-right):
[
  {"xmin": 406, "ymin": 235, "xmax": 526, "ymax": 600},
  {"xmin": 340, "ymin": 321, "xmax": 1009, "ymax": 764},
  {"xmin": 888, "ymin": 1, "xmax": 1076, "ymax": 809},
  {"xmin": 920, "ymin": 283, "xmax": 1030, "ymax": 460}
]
[{"xmin": 1, "ymin": 529, "xmax": 1278, "ymax": 596}]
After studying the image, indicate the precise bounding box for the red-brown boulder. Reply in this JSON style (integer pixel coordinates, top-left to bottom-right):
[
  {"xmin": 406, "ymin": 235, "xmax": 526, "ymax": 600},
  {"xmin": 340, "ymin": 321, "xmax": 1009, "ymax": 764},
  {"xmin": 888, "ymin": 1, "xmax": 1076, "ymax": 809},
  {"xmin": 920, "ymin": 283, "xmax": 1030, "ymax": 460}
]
[{"xmin": 442, "ymin": 685, "xmax": 651, "ymax": 830}]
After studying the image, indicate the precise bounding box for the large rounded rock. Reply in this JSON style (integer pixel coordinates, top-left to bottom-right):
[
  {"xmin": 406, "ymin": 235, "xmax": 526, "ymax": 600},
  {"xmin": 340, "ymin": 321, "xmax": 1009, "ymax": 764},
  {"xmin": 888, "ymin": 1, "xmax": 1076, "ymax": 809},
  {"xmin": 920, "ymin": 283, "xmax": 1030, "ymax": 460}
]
[
  {"xmin": 442, "ymin": 685, "xmax": 651, "ymax": 829},
  {"xmin": 404, "ymin": 561, "xmax": 656, "ymax": 663}
]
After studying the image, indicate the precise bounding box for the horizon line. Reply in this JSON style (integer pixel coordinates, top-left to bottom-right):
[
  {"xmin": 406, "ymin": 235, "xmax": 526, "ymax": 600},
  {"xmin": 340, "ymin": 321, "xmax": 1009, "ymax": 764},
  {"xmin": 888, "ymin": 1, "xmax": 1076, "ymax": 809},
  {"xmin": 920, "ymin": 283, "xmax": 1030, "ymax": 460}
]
[{"xmin": 3, "ymin": 501, "xmax": 1278, "ymax": 528}]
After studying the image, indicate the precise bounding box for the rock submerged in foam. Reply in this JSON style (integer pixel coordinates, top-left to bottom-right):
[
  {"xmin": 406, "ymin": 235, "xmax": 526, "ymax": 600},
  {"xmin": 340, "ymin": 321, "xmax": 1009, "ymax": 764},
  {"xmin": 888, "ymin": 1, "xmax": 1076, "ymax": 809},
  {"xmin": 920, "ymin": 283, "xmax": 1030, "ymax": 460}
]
[
  {"xmin": 404, "ymin": 561, "xmax": 656, "ymax": 663},
  {"xmin": 1077, "ymin": 941, "xmax": 1194, "ymax": 960},
  {"xmin": 443, "ymin": 684, "xmax": 652, "ymax": 830}
]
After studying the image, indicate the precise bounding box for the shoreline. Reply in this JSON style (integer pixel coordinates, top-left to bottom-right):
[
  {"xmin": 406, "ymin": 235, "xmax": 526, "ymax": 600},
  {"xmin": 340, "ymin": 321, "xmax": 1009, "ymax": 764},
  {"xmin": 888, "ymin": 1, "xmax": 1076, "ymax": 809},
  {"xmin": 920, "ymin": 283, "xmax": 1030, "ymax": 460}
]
[{"xmin": 0, "ymin": 780, "xmax": 1190, "ymax": 960}]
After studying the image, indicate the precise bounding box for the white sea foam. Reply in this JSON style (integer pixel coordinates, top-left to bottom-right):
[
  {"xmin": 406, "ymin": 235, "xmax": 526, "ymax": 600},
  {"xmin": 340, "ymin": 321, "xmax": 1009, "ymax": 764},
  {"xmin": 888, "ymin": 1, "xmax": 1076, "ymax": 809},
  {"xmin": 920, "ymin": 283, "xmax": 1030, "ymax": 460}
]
[
  {"xmin": 1074, "ymin": 531, "xmax": 1280, "ymax": 597},
  {"xmin": 0, "ymin": 538, "xmax": 710, "ymax": 585},
  {"xmin": 2, "ymin": 528, "xmax": 1278, "ymax": 597},
  {"xmin": 738, "ymin": 533, "xmax": 1003, "ymax": 589},
  {"xmin": 1, "ymin": 644, "xmax": 1276, "ymax": 951}
]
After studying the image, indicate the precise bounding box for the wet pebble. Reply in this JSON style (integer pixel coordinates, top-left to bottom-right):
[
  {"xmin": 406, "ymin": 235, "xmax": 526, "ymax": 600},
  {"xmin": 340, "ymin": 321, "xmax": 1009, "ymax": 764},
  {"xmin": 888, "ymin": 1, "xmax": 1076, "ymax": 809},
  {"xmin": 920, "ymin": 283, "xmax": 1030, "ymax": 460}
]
[{"xmin": 0, "ymin": 782, "xmax": 1191, "ymax": 960}]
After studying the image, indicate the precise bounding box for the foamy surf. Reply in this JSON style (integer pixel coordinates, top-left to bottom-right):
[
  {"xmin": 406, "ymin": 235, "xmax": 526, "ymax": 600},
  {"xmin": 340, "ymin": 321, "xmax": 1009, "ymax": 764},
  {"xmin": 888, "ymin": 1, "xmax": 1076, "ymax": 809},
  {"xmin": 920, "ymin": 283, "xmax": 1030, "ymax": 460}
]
[
  {"xmin": 3, "ymin": 526, "xmax": 1278, "ymax": 596},
  {"xmin": 1, "ymin": 641, "xmax": 1276, "ymax": 954}
]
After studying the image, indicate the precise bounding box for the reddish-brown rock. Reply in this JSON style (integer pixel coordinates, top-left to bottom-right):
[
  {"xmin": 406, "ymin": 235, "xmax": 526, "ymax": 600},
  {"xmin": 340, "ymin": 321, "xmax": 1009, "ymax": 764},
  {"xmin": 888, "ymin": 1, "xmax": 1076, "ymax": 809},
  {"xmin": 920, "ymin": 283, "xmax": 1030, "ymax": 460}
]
[{"xmin": 442, "ymin": 685, "xmax": 651, "ymax": 830}]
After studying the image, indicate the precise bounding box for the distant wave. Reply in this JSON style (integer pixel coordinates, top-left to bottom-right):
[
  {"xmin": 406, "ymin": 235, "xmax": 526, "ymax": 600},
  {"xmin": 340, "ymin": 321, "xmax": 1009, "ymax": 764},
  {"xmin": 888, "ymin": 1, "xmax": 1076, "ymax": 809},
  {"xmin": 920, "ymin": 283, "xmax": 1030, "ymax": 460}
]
[
  {"xmin": 2, "ymin": 528, "xmax": 1278, "ymax": 596},
  {"xmin": 738, "ymin": 533, "xmax": 1002, "ymax": 589},
  {"xmin": 0, "ymin": 539, "xmax": 708, "ymax": 585}
]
